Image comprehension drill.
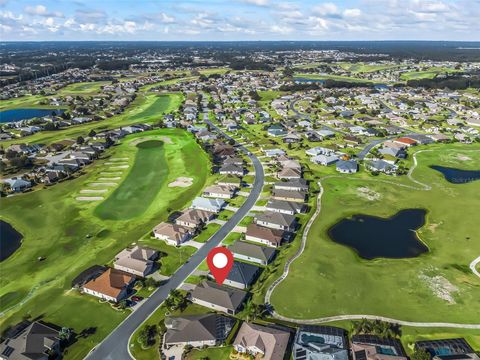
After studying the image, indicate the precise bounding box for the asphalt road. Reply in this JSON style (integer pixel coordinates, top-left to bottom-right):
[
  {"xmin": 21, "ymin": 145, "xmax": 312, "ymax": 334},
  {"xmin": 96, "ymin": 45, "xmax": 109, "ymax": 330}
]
[{"xmin": 85, "ymin": 111, "xmax": 264, "ymax": 360}]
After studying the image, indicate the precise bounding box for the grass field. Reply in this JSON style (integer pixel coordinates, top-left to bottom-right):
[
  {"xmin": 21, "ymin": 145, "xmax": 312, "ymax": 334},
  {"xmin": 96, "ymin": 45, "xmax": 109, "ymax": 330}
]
[
  {"xmin": 400, "ymin": 67, "xmax": 463, "ymax": 80},
  {"xmin": 270, "ymin": 144, "xmax": 480, "ymax": 323},
  {"xmin": 58, "ymin": 81, "xmax": 111, "ymax": 95},
  {"xmin": 0, "ymin": 128, "xmax": 211, "ymax": 360},
  {"xmin": 294, "ymin": 73, "xmax": 374, "ymax": 83},
  {"xmin": 0, "ymin": 93, "xmax": 183, "ymax": 147}
]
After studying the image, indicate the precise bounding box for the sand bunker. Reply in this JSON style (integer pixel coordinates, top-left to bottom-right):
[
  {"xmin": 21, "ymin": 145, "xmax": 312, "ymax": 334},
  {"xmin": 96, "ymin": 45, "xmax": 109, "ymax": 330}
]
[
  {"xmin": 110, "ymin": 165, "xmax": 129, "ymax": 169},
  {"xmin": 88, "ymin": 182, "xmax": 117, "ymax": 187},
  {"xmin": 457, "ymin": 155, "xmax": 472, "ymax": 161},
  {"xmin": 110, "ymin": 157, "xmax": 129, "ymax": 161},
  {"xmin": 168, "ymin": 177, "xmax": 193, "ymax": 188},
  {"xmin": 76, "ymin": 197, "xmax": 104, "ymax": 201},
  {"xmin": 105, "ymin": 162, "xmax": 128, "ymax": 165},
  {"xmin": 98, "ymin": 177, "xmax": 121, "ymax": 181},
  {"xmin": 80, "ymin": 189, "xmax": 108, "ymax": 194},
  {"xmin": 100, "ymin": 171, "xmax": 123, "ymax": 175}
]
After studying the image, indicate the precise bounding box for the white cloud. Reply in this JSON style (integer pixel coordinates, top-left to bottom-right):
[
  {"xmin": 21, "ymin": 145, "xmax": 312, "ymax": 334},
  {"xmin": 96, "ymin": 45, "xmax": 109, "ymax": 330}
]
[
  {"xmin": 343, "ymin": 8, "xmax": 362, "ymax": 18},
  {"xmin": 240, "ymin": 0, "xmax": 269, "ymax": 6},
  {"xmin": 25, "ymin": 5, "xmax": 63, "ymax": 18},
  {"xmin": 270, "ymin": 24, "xmax": 293, "ymax": 34},
  {"xmin": 313, "ymin": 3, "xmax": 339, "ymax": 16}
]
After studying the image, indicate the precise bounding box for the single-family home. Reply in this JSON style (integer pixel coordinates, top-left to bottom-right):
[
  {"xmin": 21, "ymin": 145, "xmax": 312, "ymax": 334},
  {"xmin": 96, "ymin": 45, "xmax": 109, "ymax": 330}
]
[
  {"xmin": 365, "ymin": 160, "xmax": 398, "ymax": 175},
  {"xmin": 203, "ymin": 185, "xmax": 236, "ymax": 199},
  {"xmin": 294, "ymin": 326, "xmax": 349, "ymax": 360},
  {"xmin": 233, "ymin": 322, "xmax": 291, "ymax": 360},
  {"xmin": 272, "ymin": 189, "xmax": 306, "ymax": 203},
  {"xmin": 267, "ymin": 124, "xmax": 287, "ymax": 137},
  {"xmin": 153, "ymin": 223, "xmax": 192, "ymax": 246},
  {"xmin": 255, "ymin": 212, "xmax": 296, "ymax": 231},
  {"xmin": 351, "ymin": 335, "xmax": 407, "ymax": 360},
  {"xmin": 394, "ymin": 137, "xmax": 417, "ymax": 147},
  {"xmin": 415, "ymin": 338, "xmax": 480, "ymax": 360},
  {"xmin": 2, "ymin": 178, "xmax": 31, "ymax": 192},
  {"xmin": 274, "ymin": 179, "xmax": 308, "ymax": 192},
  {"xmin": 190, "ymin": 281, "xmax": 247, "ymax": 315},
  {"xmin": 191, "ymin": 197, "xmax": 226, "ymax": 213},
  {"xmin": 219, "ymin": 164, "xmax": 244, "ymax": 176},
  {"xmin": 114, "ymin": 246, "xmax": 158, "ymax": 277},
  {"xmin": 164, "ymin": 314, "xmax": 235, "ymax": 348},
  {"xmin": 263, "ymin": 149, "xmax": 285, "ymax": 157},
  {"xmin": 336, "ymin": 160, "xmax": 358, "ymax": 174},
  {"xmin": 0, "ymin": 321, "xmax": 60, "ymax": 360},
  {"xmin": 82, "ymin": 268, "xmax": 135, "ymax": 303},
  {"xmin": 265, "ymin": 200, "xmax": 306, "ymax": 215},
  {"xmin": 211, "ymin": 261, "xmax": 261, "ymax": 289},
  {"xmin": 229, "ymin": 241, "xmax": 276, "ymax": 266},
  {"xmin": 175, "ymin": 209, "xmax": 214, "ymax": 229},
  {"xmin": 246, "ymin": 224, "xmax": 285, "ymax": 248},
  {"xmin": 311, "ymin": 154, "xmax": 339, "ymax": 166}
]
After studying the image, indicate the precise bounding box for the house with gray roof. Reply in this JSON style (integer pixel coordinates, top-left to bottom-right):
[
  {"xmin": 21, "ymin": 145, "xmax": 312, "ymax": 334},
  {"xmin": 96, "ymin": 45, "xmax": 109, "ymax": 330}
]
[
  {"xmin": 2, "ymin": 178, "xmax": 31, "ymax": 193},
  {"xmin": 255, "ymin": 211, "xmax": 296, "ymax": 231},
  {"xmin": 266, "ymin": 200, "xmax": 306, "ymax": 215},
  {"xmin": 229, "ymin": 241, "xmax": 277, "ymax": 266},
  {"xmin": 311, "ymin": 154, "xmax": 339, "ymax": 166},
  {"xmin": 113, "ymin": 246, "xmax": 158, "ymax": 277},
  {"xmin": 272, "ymin": 189, "xmax": 306, "ymax": 203},
  {"xmin": 209, "ymin": 261, "xmax": 261, "ymax": 289},
  {"xmin": 365, "ymin": 160, "xmax": 398, "ymax": 175},
  {"xmin": 0, "ymin": 321, "xmax": 60, "ymax": 360},
  {"xmin": 191, "ymin": 197, "xmax": 226, "ymax": 213},
  {"xmin": 274, "ymin": 179, "xmax": 308, "ymax": 192},
  {"xmin": 190, "ymin": 281, "xmax": 247, "ymax": 315},
  {"xmin": 293, "ymin": 326, "xmax": 349, "ymax": 360},
  {"xmin": 336, "ymin": 160, "xmax": 358, "ymax": 174},
  {"xmin": 164, "ymin": 314, "xmax": 234, "ymax": 348}
]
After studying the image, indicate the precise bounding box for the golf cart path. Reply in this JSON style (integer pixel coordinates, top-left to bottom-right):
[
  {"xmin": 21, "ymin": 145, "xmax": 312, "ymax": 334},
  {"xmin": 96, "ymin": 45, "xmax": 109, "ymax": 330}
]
[{"xmin": 265, "ymin": 148, "xmax": 480, "ymax": 328}]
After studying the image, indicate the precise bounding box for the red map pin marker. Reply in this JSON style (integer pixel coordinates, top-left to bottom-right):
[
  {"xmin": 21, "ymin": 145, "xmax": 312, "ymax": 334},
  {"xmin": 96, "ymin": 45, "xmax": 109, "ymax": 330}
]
[{"xmin": 207, "ymin": 247, "xmax": 234, "ymax": 285}]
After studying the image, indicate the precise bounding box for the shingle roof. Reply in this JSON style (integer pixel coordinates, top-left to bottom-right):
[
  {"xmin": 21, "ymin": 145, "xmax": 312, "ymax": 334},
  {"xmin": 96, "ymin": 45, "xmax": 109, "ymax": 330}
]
[
  {"xmin": 229, "ymin": 241, "xmax": 276, "ymax": 262},
  {"xmin": 190, "ymin": 281, "xmax": 247, "ymax": 311}
]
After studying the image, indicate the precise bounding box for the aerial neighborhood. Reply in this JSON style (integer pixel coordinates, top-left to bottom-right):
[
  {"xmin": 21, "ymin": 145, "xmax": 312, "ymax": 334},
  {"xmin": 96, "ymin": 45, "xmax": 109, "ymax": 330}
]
[{"xmin": 1, "ymin": 39, "xmax": 479, "ymax": 360}]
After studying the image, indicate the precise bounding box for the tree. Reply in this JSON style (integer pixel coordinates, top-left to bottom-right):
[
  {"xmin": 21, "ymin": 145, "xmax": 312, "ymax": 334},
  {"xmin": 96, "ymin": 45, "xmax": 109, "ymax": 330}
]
[
  {"xmin": 59, "ymin": 327, "xmax": 73, "ymax": 342},
  {"xmin": 137, "ymin": 324, "xmax": 158, "ymax": 348},
  {"xmin": 88, "ymin": 129, "xmax": 97, "ymax": 137},
  {"xmin": 76, "ymin": 136, "xmax": 85, "ymax": 145},
  {"xmin": 411, "ymin": 348, "xmax": 431, "ymax": 360},
  {"xmin": 165, "ymin": 289, "xmax": 187, "ymax": 311},
  {"xmin": 283, "ymin": 67, "xmax": 294, "ymax": 77},
  {"xmin": 245, "ymin": 301, "xmax": 269, "ymax": 322}
]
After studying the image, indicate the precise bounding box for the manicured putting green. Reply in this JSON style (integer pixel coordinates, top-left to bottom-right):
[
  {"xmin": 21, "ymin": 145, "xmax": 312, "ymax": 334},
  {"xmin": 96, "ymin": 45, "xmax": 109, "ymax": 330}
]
[{"xmin": 94, "ymin": 140, "xmax": 168, "ymax": 220}]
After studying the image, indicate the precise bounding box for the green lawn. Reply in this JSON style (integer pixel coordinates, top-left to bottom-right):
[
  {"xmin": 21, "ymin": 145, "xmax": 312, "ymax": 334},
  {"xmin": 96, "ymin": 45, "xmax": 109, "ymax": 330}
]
[
  {"xmin": 94, "ymin": 140, "xmax": 168, "ymax": 220},
  {"xmin": 0, "ymin": 128, "xmax": 211, "ymax": 360},
  {"xmin": 270, "ymin": 144, "xmax": 480, "ymax": 323},
  {"xmin": 194, "ymin": 223, "xmax": 222, "ymax": 243},
  {"xmin": 58, "ymin": 81, "xmax": 111, "ymax": 95},
  {"xmin": 185, "ymin": 346, "xmax": 232, "ymax": 359},
  {"xmin": 400, "ymin": 67, "xmax": 462, "ymax": 81}
]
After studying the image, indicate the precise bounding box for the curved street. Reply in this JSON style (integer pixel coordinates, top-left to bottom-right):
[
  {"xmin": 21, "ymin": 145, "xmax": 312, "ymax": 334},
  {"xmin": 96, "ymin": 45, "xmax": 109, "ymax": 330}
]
[{"xmin": 85, "ymin": 113, "xmax": 264, "ymax": 360}]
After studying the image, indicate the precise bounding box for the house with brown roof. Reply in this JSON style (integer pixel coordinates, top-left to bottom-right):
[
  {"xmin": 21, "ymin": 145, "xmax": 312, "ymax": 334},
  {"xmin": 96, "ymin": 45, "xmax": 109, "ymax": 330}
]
[
  {"xmin": 174, "ymin": 209, "xmax": 214, "ymax": 229},
  {"xmin": 394, "ymin": 137, "xmax": 418, "ymax": 147},
  {"xmin": 233, "ymin": 322, "xmax": 291, "ymax": 360},
  {"xmin": 190, "ymin": 281, "xmax": 247, "ymax": 315},
  {"xmin": 277, "ymin": 167, "xmax": 302, "ymax": 180},
  {"xmin": 153, "ymin": 222, "xmax": 192, "ymax": 246},
  {"xmin": 351, "ymin": 335, "xmax": 407, "ymax": 360},
  {"xmin": 245, "ymin": 224, "xmax": 285, "ymax": 248},
  {"xmin": 82, "ymin": 268, "xmax": 135, "ymax": 303},
  {"xmin": 203, "ymin": 185, "xmax": 236, "ymax": 199},
  {"xmin": 113, "ymin": 246, "xmax": 158, "ymax": 277}
]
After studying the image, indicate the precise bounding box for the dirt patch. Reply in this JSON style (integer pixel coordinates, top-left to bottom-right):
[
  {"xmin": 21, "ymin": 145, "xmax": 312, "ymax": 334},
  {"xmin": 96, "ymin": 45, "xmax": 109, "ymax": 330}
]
[
  {"xmin": 419, "ymin": 272, "xmax": 459, "ymax": 304},
  {"xmin": 168, "ymin": 177, "xmax": 193, "ymax": 188},
  {"xmin": 357, "ymin": 187, "xmax": 381, "ymax": 201},
  {"xmin": 428, "ymin": 222, "xmax": 441, "ymax": 233}
]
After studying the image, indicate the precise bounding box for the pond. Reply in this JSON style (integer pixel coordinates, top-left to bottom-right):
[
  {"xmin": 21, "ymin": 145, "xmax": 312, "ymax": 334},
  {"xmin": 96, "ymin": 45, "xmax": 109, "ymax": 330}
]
[
  {"xmin": 430, "ymin": 165, "xmax": 480, "ymax": 184},
  {"xmin": 0, "ymin": 108, "xmax": 65, "ymax": 123},
  {"xmin": 328, "ymin": 209, "xmax": 428, "ymax": 260},
  {"xmin": 0, "ymin": 220, "xmax": 23, "ymax": 262}
]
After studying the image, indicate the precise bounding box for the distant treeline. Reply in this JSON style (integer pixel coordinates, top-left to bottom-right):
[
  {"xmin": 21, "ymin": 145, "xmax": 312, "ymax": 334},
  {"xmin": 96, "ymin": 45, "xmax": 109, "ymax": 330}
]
[
  {"xmin": 280, "ymin": 79, "xmax": 374, "ymax": 91},
  {"xmin": 407, "ymin": 76, "xmax": 480, "ymax": 89}
]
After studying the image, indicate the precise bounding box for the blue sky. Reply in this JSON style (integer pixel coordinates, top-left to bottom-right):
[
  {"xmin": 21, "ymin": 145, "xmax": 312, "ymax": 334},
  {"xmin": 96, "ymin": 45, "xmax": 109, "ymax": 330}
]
[{"xmin": 0, "ymin": 0, "xmax": 479, "ymax": 41}]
